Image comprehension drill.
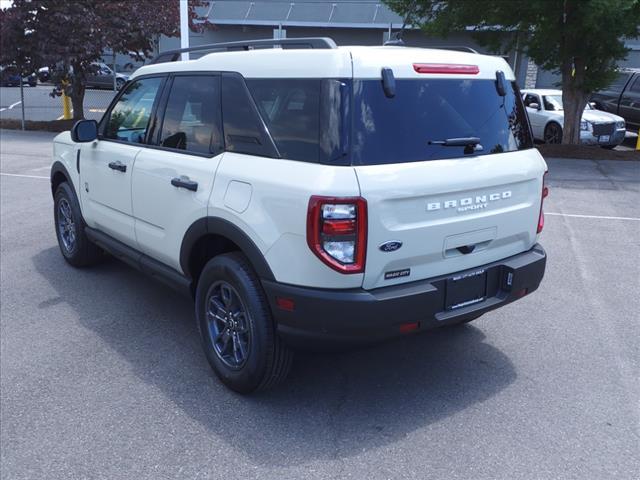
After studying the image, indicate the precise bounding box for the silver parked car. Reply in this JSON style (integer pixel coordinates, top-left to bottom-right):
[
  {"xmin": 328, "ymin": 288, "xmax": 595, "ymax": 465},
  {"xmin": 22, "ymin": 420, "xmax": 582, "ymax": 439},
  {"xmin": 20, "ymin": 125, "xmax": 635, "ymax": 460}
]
[{"xmin": 522, "ymin": 89, "xmax": 626, "ymax": 148}]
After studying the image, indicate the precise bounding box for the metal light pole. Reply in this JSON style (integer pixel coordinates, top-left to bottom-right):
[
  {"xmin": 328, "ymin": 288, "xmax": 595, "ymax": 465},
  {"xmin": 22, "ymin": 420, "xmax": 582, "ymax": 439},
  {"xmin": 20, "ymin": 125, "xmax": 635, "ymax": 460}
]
[
  {"xmin": 180, "ymin": 0, "xmax": 189, "ymax": 61},
  {"xmin": 19, "ymin": 77, "xmax": 25, "ymax": 130}
]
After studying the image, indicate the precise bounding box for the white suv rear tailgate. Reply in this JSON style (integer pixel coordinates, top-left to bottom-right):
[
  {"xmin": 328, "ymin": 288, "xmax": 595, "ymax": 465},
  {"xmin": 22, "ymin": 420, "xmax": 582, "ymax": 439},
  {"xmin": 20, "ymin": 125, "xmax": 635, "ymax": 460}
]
[{"xmin": 355, "ymin": 148, "xmax": 546, "ymax": 290}]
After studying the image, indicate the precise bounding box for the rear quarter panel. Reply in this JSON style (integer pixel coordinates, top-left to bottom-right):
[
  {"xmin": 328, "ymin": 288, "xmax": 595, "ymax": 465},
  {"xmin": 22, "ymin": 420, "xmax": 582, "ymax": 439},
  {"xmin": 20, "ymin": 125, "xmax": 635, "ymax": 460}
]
[{"xmin": 210, "ymin": 153, "xmax": 363, "ymax": 288}]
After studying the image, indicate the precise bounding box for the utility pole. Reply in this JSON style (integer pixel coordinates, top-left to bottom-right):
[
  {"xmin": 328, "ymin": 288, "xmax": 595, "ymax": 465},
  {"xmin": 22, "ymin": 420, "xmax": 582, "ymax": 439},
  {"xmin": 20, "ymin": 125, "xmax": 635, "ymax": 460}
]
[{"xmin": 180, "ymin": 0, "xmax": 190, "ymax": 61}]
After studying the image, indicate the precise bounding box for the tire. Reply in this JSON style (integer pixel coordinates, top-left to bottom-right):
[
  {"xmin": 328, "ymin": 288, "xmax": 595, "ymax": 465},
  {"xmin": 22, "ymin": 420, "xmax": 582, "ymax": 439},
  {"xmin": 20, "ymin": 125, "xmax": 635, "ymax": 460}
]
[
  {"xmin": 116, "ymin": 78, "xmax": 125, "ymax": 91},
  {"xmin": 544, "ymin": 122, "xmax": 563, "ymax": 144},
  {"xmin": 195, "ymin": 252, "xmax": 293, "ymax": 393},
  {"xmin": 53, "ymin": 182, "xmax": 103, "ymax": 267}
]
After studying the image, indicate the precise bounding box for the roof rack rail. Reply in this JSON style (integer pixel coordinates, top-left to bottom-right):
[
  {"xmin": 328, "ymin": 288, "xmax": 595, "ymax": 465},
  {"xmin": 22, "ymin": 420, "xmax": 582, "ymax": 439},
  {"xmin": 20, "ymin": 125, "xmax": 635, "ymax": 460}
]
[
  {"xmin": 149, "ymin": 37, "xmax": 338, "ymax": 65},
  {"xmin": 430, "ymin": 46, "xmax": 479, "ymax": 54}
]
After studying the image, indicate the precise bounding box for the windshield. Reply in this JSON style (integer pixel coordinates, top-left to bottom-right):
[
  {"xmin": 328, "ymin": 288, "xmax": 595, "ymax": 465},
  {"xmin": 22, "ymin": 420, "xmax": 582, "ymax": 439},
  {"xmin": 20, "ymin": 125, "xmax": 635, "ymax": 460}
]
[
  {"xmin": 543, "ymin": 94, "xmax": 592, "ymax": 111},
  {"xmin": 351, "ymin": 79, "xmax": 533, "ymax": 165},
  {"xmin": 543, "ymin": 95, "xmax": 563, "ymax": 111}
]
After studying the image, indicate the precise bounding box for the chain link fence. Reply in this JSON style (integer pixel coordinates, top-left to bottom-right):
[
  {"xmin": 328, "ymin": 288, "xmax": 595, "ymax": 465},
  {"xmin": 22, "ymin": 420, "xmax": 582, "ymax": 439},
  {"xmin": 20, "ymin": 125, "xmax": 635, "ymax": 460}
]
[{"xmin": 0, "ymin": 72, "xmax": 121, "ymax": 125}]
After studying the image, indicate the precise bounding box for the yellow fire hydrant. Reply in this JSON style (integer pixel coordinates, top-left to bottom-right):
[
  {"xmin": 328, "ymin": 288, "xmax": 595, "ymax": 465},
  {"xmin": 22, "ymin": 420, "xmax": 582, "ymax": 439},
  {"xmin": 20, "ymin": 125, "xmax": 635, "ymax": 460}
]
[
  {"xmin": 61, "ymin": 80, "xmax": 72, "ymax": 120},
  {"xmin": 636, "ymin": 130, "xmax": 640, "ymax": 151}
]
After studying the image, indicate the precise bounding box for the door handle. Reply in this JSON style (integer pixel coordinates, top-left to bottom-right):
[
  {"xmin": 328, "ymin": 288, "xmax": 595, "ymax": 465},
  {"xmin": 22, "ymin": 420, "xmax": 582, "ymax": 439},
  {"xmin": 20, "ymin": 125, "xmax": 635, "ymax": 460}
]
[
  {"xmin": 171, "ymin": 176, "xmax": 198, "ymax": 192},
  {"xmin": 108, "ymin": 161, "xmax": 127, "ymax": 173}
]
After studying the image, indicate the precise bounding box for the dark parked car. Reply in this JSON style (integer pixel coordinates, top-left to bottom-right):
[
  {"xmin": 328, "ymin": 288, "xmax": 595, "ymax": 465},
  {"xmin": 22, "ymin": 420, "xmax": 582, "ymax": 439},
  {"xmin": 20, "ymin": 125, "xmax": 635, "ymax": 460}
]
[
  {"xmin": 0, "ymin": 67, "xmax": 37, "ymax": 87},
  {"xmin": 591, "ymin": 68, "xmax": 640, "ymax": 131},
  {"xmin": 86, "ymin": 63, "xmax": 128, "ymax": 90}
]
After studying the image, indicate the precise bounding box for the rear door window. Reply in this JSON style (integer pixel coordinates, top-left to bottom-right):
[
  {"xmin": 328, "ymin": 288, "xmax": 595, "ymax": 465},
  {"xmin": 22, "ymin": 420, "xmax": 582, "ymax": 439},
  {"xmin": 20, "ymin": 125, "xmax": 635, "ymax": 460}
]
[
  {"xmin": 158, "ymin": 75, "xmax": 223, "ymax": 155},
  {"xmin": 351, "ymin": 78, "xmax": 533, "ymax": 165}
]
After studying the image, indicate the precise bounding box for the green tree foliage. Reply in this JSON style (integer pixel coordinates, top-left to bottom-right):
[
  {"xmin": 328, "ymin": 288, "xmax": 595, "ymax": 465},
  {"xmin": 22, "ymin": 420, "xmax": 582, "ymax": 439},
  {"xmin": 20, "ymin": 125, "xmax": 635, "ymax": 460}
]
[
  {"xmin": 385, "ymin": 0, "xmax": 640, "ymax": 144},
  {"xmin": 0, "ymin": 0, "xmax": 210, "ymax": 119}
]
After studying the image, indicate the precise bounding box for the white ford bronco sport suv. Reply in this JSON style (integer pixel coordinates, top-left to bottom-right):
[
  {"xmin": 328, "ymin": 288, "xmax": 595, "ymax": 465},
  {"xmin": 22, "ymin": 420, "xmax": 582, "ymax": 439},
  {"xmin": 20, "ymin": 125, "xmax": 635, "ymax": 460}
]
[{"xmin": 51, "ymin": 38, "xmax": 547, "ymax": 393}]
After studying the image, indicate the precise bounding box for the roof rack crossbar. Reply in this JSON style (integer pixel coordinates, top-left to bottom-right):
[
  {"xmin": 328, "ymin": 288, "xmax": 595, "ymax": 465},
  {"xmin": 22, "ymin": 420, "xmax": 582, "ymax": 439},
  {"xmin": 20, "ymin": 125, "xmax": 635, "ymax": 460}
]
[{"xmin": 150, "ymin": 37, "xmax": 338, "ymax": 65}]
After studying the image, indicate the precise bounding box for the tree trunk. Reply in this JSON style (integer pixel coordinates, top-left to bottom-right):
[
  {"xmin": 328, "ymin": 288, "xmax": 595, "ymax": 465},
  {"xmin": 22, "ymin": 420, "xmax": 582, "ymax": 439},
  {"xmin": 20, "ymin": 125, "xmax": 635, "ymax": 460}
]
[
  {"xmin": 561, "ymin": 86, "xmax": 588, "ymax": 145},
  {"xmin": 70, "ymin": 61, "xmax": 86, "ymax": 120}
]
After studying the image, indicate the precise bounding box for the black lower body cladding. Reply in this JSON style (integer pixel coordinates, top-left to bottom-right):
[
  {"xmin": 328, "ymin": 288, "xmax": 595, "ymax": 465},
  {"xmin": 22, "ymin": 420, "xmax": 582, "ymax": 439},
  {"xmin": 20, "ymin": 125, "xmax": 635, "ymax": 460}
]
[{"xmin": 262, "ymin": 244, "xmax": 546, "ymax": 348}]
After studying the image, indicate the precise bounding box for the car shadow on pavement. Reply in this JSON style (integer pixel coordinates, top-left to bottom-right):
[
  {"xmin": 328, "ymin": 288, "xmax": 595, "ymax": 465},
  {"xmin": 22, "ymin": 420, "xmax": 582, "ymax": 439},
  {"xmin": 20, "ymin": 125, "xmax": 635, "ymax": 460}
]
[{"xmin": 33, "ymin": 247, "xmax": 517, "ymax": 467}]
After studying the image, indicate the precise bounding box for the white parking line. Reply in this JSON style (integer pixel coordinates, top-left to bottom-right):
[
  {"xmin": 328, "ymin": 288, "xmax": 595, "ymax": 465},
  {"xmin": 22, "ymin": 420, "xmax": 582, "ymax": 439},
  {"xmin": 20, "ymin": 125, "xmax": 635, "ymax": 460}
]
[
  {"xmin": 0, "ymin": 172, "xmax": 49, "ymax": 179},
  {"xmin": 0, "ymin": 101, "xmax": 22, "ymax": 112},
  {"xmin": 546, "ymin": 212, "xmax": 640, "ymax": 222}
]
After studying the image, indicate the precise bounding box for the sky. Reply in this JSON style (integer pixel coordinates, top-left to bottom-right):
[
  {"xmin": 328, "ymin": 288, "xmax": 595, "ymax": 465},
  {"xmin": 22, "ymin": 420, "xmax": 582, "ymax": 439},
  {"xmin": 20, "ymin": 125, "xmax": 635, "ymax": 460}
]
[{"xmin": 0, "ymin": 0, "xmax": 13, "ymax": 10}]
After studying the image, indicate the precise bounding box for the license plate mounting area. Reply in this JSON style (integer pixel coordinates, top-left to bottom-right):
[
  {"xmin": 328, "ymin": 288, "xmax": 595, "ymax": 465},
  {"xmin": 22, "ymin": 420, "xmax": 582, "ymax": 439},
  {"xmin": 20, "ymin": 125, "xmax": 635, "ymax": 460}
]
[{"xmin": 445, "ymin": 269, "xmax": 487, "ymax": 311}]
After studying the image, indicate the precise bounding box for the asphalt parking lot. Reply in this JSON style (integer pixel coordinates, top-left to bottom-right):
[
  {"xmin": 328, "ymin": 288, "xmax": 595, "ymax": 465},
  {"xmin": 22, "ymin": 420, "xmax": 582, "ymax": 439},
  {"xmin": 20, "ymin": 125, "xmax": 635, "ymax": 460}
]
[{"xmin": 1, "ymin": 129, "xmax": 638, "ymax": 479}]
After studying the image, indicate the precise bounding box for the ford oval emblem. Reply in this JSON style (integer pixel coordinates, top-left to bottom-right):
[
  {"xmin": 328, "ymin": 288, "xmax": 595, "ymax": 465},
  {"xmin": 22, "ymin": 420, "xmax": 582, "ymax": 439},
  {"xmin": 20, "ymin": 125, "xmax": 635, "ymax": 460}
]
[{"xmin": 379, "ymin": 241, "xmax": 402, "ymax": 252}]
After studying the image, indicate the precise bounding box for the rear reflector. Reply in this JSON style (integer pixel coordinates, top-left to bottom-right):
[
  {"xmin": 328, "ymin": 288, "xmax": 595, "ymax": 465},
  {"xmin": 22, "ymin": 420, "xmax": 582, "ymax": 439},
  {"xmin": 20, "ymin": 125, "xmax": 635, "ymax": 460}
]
[
  {"xmin": 400, "ymin": 322, "xmax": 419, "ymax": 333},
  {"xmin": 537, "ymin": 171, "xmax": 549, "ymax": 234},
  {"xmin": 276, "ymin": 297, "xmax": 295, "ymax": 312},
  {"xmin": 413, "ymin": 63, "xmax": 479, "ymax": 75}
]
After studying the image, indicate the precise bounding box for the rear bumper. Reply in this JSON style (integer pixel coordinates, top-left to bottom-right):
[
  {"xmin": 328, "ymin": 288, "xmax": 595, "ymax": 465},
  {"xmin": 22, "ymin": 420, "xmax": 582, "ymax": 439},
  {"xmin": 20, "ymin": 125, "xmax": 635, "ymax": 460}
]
[{"xmin": 262, "ymin": 244, "xmax": 546, "ymax": 348}]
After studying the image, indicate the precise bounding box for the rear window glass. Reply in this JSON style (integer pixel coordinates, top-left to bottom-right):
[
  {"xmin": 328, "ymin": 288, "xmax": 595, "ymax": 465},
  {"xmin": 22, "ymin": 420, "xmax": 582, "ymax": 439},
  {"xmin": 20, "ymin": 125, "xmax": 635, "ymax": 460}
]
[
  {"xmin": 221, "ymin": 73, "xmax": 279, "ymax": 158},
  {"xmin": 351, "ymin": 79, "xmax": 533, "ymax": 165},
  {"xmin": 248, "ymin": 79, "xmax": 321, "ymax": 162},
  {"xmin": 246, "ymin": 78, "xmax": 349, "ymax": 164}
]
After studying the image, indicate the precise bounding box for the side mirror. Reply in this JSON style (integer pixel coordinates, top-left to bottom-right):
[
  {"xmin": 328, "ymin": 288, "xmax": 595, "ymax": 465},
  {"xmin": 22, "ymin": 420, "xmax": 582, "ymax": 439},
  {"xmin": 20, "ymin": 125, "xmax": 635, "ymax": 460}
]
[
  {"xmin": 71, "ymin": 119, "xmax": 98, "ymax": 143},
  {"xmin": 589, "ymin": 102, "xmax": 597, "ymax": 109},
  {"xmin": 529, "ymin": 102, "xmax": 540, "ymax": 110}
]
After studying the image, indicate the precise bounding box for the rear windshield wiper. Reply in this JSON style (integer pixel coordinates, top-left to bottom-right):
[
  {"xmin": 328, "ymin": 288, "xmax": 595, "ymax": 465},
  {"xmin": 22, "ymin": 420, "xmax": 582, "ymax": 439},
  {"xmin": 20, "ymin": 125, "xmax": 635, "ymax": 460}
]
[
  {"xmin": 428, "ymin": 137, "xmax": 483, "ymax": 154},
  {"xmin": 428, "ymin": 137, "xmax": 481, "ymax": 147}
]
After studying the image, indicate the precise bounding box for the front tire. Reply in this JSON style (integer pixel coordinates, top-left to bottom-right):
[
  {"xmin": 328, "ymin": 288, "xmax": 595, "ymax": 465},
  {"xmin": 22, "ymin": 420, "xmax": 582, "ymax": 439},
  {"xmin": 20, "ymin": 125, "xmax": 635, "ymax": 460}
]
[
  {"xmin": 195, "ymin": 252, "xmax": 293, "ymax": 393},
  {"xmin": 54, "ymin": 182, "xmax": 103, "ymax": 267}
]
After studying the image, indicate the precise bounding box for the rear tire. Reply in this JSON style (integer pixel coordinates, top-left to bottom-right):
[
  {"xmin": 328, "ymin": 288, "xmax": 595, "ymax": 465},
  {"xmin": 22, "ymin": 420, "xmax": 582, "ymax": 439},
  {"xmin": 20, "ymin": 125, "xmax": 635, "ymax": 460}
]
[
  {"xmin": 54, "ymin": 182, "xmax": 103, "ymax": 267},
  {"xmin": 195, "ymin": 252, "xmax": 293, "ymax": 393},
  {"xmin": 544, "ymin": 122, "xmax": 563, "ymax": 144}
]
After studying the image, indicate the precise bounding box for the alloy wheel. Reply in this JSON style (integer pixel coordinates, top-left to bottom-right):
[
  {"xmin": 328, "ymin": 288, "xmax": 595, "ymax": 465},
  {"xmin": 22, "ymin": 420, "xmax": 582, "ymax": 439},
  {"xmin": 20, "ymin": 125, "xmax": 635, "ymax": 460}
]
[
  {"xmin": 206, "ymin": 281, "xmax": 251, "ymax": 369},
  {"xmin": 57, "ymin": 198, "xmax": 76, "ymax": 253},
  {"xmin": 545, "ymin": 124, "xmax": 562, "ymax": 144}
]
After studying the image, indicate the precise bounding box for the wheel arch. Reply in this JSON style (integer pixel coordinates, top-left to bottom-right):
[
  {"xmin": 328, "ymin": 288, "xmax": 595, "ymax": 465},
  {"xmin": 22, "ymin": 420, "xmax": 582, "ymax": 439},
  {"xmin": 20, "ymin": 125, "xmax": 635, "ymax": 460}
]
[
  {"xmin": 51, "ymin": 160, "xmax": 74, "ymax": 197},
  {"xmin": 545, "ymin": 120, "xmax": 563, "ymax": 132},
  {"xmin": 180, "ymin": 217, "xmax": 275, "ymax": 289}
]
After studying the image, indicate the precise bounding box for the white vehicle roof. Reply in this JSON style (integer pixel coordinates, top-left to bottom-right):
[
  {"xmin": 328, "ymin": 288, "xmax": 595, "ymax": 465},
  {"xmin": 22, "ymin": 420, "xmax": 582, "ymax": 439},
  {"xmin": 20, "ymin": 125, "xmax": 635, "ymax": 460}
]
[{"xmin": 132, "ymin": 45, "xmax": 514, "ymax": 81}]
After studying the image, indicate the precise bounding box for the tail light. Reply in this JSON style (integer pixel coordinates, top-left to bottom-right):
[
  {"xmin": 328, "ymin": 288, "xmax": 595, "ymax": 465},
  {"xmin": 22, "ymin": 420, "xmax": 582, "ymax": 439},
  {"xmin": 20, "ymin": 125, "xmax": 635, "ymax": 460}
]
[
  {"xmin": 307, "ymin": 196, "xmax": 367, "ymax": 274},
  {"xmin": 537, "ymin": 171, "xmax": 549, "ymax": 233}
]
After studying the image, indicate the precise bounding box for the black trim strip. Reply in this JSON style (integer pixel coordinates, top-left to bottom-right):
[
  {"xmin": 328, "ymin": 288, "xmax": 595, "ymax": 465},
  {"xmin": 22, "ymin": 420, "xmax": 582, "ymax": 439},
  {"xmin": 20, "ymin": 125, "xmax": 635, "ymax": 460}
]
[
  {"xmin": 179, "ymin": 217, "xmax": 275, "ymax": 281},
  {"xmin": 50, "ymin": 161, "xmax": 73, "ymax": 196},
  {"xmin": 85, "ymin": 227, "xmax": 192, "ymax": 297}
]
